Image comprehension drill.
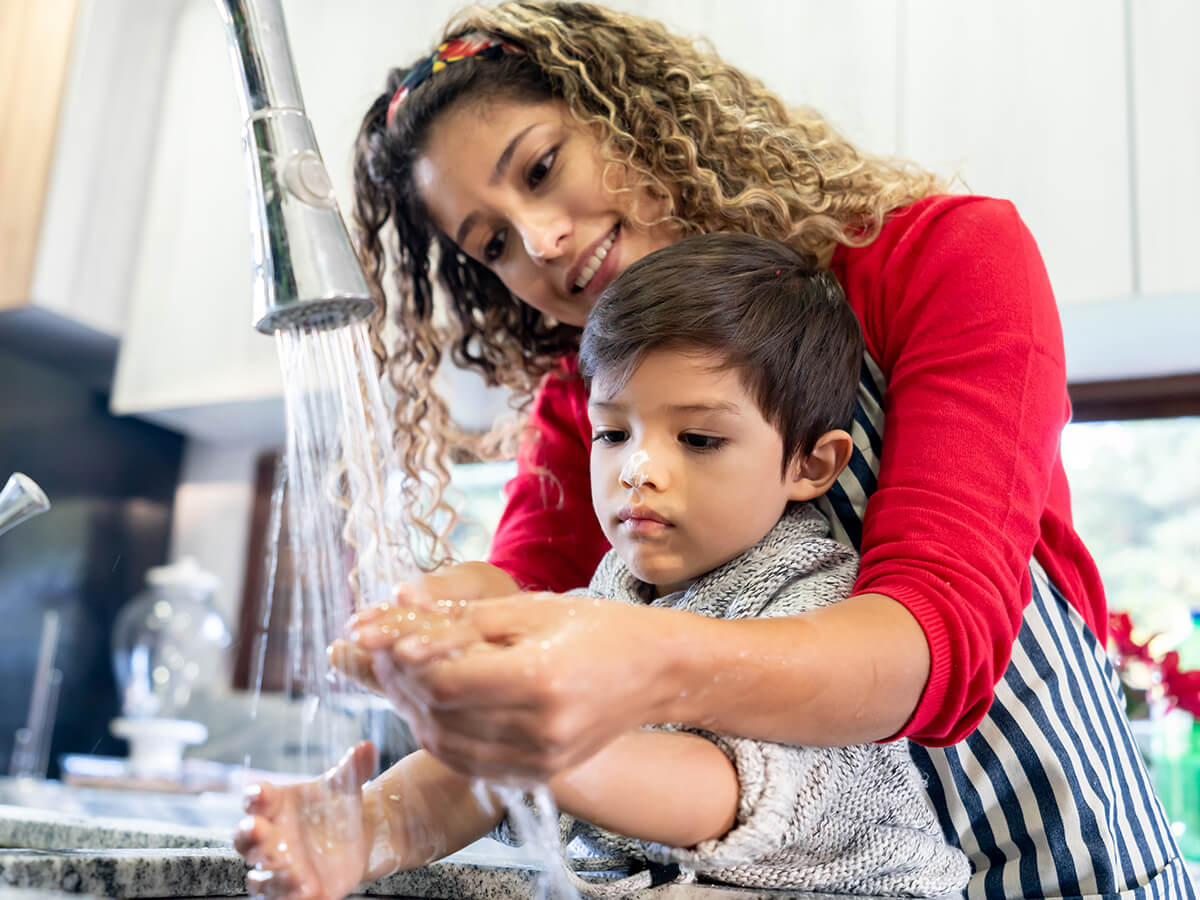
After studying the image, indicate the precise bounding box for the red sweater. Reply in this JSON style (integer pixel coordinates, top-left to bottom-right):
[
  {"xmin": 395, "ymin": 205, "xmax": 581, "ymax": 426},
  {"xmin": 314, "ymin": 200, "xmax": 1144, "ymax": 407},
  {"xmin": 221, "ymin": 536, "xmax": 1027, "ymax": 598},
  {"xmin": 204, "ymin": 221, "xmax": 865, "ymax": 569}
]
[{"xmin": 487, "ymin": 195, "xmax": 1107, "ymax": 746}]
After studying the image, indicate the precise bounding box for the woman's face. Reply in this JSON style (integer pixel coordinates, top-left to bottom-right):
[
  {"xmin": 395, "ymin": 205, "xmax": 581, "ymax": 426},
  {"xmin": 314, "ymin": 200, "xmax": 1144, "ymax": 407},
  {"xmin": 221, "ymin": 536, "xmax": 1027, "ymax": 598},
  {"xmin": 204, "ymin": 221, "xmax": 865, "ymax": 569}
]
[{"xmin": 413, "ymin": 98, "xmax": 680, "ymax": 327}]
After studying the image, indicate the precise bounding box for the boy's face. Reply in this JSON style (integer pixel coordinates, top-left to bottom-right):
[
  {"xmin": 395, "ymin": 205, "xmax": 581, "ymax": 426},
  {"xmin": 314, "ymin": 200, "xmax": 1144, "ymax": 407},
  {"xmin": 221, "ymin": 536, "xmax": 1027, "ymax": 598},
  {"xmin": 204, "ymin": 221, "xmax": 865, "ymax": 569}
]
[{"xmin": 588, "ymin": 348, "xmax": 803, "ymax": 596}]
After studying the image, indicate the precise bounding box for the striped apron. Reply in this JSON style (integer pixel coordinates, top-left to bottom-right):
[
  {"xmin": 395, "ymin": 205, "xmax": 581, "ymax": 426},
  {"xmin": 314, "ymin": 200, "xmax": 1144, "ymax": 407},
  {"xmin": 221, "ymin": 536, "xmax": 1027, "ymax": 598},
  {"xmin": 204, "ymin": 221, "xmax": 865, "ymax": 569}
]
[{"xmin": 814, "ymin": 356, "xmax": 1197, "ymax": 899}]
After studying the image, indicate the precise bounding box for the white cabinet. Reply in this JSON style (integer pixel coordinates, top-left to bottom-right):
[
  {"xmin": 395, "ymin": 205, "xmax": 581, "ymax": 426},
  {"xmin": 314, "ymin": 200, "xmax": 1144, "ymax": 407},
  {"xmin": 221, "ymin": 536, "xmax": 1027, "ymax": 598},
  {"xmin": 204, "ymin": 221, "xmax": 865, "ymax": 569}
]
[
  {"xmin": 1, "ymin": 0, "xmax": 78, "ymax": 320},
  {"xmin": 1130, "ymin": 0, "xmax": 1200, "ymax": 298},
  {"xmin": 901, "ymin": 0, "xmax": 1133, "ymax": 306},
  {"xmin": 1, "ymin": 0, "xmax": 175, "ymax": 375},
  {"xmin": 608, "ymin": 0, "xmax": 900, "ymax": 154},
  {"xmin": 110, "ymin": 0, "xmax": 279, "ymax": 440}
]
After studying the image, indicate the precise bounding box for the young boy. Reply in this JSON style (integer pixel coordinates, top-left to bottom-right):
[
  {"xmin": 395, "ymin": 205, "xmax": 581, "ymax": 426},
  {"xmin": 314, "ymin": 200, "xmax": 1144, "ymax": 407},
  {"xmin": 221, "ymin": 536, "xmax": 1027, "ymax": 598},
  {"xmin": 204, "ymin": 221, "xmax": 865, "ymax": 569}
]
[{"xmin": 234, "ymin": 234, "xmax": 969, "ymax": 898}]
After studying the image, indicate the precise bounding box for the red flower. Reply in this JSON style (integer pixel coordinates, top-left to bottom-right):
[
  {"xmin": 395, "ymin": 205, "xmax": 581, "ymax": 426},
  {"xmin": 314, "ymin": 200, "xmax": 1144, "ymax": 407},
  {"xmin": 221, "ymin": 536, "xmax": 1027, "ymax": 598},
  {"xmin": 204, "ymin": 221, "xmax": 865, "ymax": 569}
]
[
  {"xmin": 1161, "ymin": 651, "xmax": 1200, "ymax": 718},
  {"xmin": 1108, "ymin": 611, "xmax": 1155, "ymax": 665}
]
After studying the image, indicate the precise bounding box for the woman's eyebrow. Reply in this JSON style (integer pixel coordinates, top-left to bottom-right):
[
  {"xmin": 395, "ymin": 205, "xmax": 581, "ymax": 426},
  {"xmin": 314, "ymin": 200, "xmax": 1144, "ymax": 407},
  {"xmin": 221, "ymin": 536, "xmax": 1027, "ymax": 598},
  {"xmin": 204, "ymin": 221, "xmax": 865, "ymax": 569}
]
[
  {"xmin": 454, "ymin": 123, "xmax": 540, "ymax": 246},
  {"xmin": 491, "ymin": 123, "xmax": 539, "ymax": 186}
]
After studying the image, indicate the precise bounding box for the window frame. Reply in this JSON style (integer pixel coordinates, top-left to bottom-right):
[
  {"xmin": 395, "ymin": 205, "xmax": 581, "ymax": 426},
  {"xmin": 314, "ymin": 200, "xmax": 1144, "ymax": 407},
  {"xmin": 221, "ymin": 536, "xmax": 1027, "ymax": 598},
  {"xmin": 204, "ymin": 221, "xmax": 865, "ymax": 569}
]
[{"xmin": 1068, "ymin": 373, "xmax": 1200, "ymax": 423}]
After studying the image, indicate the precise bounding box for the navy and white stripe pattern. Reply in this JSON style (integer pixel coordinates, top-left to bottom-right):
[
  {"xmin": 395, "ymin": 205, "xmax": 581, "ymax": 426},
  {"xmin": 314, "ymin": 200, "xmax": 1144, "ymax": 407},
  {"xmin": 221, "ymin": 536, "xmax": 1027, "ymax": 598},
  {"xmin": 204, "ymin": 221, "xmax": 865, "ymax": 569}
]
[{"xmin": 816, "ymin": 353, "xmax": 1196, "ymax": 899}]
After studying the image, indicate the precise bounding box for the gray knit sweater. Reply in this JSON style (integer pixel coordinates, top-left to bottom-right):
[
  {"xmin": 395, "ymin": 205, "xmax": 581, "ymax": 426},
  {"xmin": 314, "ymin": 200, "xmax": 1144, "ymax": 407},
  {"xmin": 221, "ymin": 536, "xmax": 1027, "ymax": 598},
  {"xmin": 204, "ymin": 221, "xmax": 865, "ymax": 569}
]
[{"xmin": 549, "ymin": 504, "xmax": 970, "ymax": 897}]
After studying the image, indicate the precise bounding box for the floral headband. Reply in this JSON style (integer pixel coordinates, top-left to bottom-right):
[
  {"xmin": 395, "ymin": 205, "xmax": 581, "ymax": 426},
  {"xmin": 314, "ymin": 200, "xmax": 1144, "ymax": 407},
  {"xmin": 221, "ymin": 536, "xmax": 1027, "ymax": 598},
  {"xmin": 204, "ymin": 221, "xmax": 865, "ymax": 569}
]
[{"xmin": 385, "ymin": 33, "xmax": 524, "ymax": 128}]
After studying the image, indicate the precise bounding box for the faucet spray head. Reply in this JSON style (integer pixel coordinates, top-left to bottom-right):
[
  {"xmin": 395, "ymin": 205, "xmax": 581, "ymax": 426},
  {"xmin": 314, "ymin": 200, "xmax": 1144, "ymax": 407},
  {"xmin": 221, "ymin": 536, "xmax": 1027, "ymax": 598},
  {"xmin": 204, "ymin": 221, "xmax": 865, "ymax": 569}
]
[
  {"xmin": 215, "ymin": 0, "xmax": 378, "ymax": 333},
  {"xmin": 0, "ymin": 473, "xmax": 50, "ymax": 538}
]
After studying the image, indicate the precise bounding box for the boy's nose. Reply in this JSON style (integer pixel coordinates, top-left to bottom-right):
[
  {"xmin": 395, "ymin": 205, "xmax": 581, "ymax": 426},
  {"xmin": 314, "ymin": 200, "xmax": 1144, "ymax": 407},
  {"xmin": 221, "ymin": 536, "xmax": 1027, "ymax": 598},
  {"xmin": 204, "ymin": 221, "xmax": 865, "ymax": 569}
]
[
  {"xmin": 619, "ymin": 448, "xmax": 667, "ymax": 491},
  {"xmin": 620, "ymin": 450, "xmax": 651, "ymax": 489}
]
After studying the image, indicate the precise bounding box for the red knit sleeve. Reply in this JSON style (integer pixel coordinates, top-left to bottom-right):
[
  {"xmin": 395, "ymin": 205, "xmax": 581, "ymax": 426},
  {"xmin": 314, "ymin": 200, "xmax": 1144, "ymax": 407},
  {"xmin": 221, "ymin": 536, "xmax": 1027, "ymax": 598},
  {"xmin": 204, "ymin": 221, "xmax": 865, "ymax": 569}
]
[
  {"xmin": 837, "ymin": 196, "xmax": 1072, "ymax": 746},
  {"xmin": 486, "ymin": 357, "xmax": 610, "ymax": 592}
]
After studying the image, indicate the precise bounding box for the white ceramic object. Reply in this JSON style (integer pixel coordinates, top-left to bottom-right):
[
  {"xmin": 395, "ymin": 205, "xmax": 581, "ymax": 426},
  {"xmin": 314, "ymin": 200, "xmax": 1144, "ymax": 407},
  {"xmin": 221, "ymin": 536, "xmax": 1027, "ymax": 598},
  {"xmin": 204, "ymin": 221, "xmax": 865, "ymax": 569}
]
[{"xmin": 109, "ymin": 717, "xmax": 209, "ymax": 776}]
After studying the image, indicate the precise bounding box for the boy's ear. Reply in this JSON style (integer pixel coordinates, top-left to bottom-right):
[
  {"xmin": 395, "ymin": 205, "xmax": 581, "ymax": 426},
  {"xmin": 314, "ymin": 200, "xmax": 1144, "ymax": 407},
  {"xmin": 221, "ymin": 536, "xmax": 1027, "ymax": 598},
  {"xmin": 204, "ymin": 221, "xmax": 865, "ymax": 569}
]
[{"xmin": 786, "ymin": 429, "xmax": 854, "ymax": 502}]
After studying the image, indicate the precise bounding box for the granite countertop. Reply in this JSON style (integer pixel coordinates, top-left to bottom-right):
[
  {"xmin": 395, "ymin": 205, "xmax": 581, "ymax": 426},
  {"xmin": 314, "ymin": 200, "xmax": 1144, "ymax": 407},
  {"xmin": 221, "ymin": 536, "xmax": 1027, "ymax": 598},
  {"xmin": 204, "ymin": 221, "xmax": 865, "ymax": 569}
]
[
  {"xmin": 3, "ymin": 792, "xmax": 879, "ymax": 900},
  {"xmin": 0, "ymin": 801, "xmax": 545, "ymax": 900}
]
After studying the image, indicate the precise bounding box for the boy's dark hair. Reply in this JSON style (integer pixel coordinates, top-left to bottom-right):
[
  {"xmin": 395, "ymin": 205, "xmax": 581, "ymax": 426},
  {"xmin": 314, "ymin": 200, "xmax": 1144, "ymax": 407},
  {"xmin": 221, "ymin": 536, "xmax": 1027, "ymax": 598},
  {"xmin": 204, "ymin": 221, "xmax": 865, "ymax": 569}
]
[{"xmin": 579, "ymin": 233, "xmax": 863, "ymax": 472}]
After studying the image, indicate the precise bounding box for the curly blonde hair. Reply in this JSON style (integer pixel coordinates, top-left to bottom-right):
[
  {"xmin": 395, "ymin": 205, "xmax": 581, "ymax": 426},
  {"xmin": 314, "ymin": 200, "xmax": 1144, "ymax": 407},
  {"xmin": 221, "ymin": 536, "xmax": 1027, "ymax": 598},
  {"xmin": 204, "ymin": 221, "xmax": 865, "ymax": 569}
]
[{"xmin": 352, "ymin": 0, "xmax": 944, "ymax": 569}]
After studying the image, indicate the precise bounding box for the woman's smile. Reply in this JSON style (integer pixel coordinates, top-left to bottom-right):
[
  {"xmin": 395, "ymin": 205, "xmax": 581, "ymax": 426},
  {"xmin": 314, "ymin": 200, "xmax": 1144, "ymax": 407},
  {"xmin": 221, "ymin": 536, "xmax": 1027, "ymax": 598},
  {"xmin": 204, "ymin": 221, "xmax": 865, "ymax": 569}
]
[{"xmin": 569, "ymin": 223, "xmax": 620, "ymax": 294}]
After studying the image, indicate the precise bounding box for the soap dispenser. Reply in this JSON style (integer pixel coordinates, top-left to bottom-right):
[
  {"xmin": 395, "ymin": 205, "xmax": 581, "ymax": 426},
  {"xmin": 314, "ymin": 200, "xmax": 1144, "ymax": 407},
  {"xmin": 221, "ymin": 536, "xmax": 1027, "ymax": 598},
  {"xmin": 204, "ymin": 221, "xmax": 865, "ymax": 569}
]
[{"xmin": 110, "ymin": 557, "xmax": 232, "ymax": 775}]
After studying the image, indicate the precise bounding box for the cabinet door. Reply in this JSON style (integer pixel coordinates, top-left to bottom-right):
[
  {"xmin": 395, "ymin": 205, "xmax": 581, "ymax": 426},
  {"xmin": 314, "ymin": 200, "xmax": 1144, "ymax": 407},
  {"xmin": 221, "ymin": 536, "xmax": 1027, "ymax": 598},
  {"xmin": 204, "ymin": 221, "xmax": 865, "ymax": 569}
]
[
  {"xmin": 901, "ymin": 0, "xmax": 1133, "ymax": 305},
  {"xmin": 0, "ymin": 0, "xmax": 79, "ymax": 312},
  {"xmin": 2, "ymin": 0, "xmax": 175, "ymax": 343},
  {"xmin": 607, "ymin": 0, "xmax": 900, "ymax": 154},
  {"xmin": 31, "ymin": 0, "xmax": 179, "ymax": 338},
  {"xmin": 111, "ymin": 0, "xmax": 280, "ymax": 435},
  {"xmin": 1131, "ymin": 0, "xmax": 1200, "ymax": 297}
]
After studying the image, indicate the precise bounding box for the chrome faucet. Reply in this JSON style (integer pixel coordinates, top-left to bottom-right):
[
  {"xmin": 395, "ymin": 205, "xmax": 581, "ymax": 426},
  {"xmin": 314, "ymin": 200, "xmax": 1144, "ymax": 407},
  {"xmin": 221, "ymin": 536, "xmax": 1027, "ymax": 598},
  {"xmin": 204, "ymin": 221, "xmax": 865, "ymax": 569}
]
[
  {"xmin": 0, "ymin": 473, "xmax": 50, "ymax": 538},
  {"xmin": 213, "ymin": 0, "xmax": 377, "ymax": 333}
]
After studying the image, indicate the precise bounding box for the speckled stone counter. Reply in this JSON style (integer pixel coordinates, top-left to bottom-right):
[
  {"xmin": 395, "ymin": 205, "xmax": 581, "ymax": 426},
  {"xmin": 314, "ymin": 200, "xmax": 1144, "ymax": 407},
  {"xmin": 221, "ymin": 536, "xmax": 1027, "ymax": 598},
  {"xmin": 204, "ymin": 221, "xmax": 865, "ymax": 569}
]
[
  {"xmin": 2, "ymin": 841, "xmax": 803, "ymax": 900},
  {"xmin": 0, "ymin": 803, "xmax": 548, "ymax": 899},
  {"xmin": 0, "ymin": 792, "xmax": 963, "ymax": 899},
  {"xmin": 0, "ymin": 806, "xmax": 231, "ymax": 852},
  {"xmin": 0, "ymin": 848, "xmax": 247, "ymax": 897}
]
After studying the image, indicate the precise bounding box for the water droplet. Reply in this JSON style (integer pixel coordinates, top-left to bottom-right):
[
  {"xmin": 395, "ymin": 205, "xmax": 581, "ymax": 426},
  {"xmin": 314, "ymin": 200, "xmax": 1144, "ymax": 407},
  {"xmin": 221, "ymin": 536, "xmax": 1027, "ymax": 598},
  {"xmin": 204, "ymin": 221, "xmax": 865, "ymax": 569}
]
[{"xmin": 567, "ymin": 608, "xmax": 576, "ymax": 617}]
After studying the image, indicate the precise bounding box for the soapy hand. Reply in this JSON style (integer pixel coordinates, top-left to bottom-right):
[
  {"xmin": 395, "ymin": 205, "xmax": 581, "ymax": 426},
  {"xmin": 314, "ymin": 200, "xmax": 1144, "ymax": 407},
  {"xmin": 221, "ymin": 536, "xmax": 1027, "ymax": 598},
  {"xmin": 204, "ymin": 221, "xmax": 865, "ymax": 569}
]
[
  {"xmin": 327, "ymin": 561, "xmax": 510, "ymax": 698},
  {"xmin": 337, "ymin": 586, "xmax": 684, "ymax": 780},
  {"xmin": 234, "ymin": 742, "xmax": 378, "ymax": 900}
]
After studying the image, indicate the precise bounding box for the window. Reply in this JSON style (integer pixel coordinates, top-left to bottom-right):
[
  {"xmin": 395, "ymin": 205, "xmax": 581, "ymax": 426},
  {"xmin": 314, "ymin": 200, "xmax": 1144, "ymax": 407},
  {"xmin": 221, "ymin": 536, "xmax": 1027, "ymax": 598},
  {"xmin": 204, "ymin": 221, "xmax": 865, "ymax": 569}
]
[
  {"xmin": 1061, "ymin": 416, "xmax": 1200, "ymax": 651},
  {"xmin": 1064, "ymin": 373, "xmax": 1200, "ymax": 654}
]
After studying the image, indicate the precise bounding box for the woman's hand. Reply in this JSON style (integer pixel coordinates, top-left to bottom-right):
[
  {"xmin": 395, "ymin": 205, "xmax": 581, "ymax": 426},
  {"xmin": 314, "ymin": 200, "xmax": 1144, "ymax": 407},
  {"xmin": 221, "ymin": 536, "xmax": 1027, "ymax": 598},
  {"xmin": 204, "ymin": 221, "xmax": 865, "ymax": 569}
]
[
  {"xmin": 341, "ymin": 592, "xmax": 685, "ymax": 780},
  {"xmin": 329, "ymin": 572, "xmax": 930, "ymax": 781}
]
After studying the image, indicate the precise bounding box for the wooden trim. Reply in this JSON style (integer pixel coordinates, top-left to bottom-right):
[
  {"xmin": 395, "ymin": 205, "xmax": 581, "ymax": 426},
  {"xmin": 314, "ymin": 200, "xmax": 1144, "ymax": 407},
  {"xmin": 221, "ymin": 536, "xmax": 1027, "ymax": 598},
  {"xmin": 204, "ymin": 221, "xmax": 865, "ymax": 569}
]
[
  {"xmin": 233, "ymin": 451, "xmax": 288, "ymax": 692},
  {"xmin": 1068, "ymin": 373, "xmax": 1200, "ymax": 423},
  {"xmin": 0, "ymin": 0, "xmax": 79, "ymax": 309}
]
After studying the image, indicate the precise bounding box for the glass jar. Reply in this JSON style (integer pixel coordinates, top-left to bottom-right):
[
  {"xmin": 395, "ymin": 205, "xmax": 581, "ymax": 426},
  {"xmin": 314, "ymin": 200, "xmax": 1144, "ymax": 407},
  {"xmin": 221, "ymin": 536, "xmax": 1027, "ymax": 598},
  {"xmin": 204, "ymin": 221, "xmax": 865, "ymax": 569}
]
[{"xmin": 111, "ymin": 557, "xmax": 232, "ymax": 720}]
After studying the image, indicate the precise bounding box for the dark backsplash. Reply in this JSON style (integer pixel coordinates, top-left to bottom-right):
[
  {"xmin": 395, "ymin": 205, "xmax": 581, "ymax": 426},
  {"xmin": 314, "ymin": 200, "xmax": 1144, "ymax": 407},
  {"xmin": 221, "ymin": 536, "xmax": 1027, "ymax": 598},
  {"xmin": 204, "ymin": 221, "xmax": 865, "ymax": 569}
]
[{"xmin": 0, "ymin": 349, "xmax": 184, "ymax": 777}]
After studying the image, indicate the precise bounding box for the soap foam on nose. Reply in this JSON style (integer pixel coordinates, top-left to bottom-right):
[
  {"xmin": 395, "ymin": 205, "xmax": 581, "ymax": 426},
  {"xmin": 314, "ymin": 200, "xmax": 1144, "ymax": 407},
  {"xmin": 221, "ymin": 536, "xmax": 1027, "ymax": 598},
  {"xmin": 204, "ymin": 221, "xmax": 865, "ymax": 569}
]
[{"xmin": 621, "ymin": 450, "xmax": 651, "ymax": 502}]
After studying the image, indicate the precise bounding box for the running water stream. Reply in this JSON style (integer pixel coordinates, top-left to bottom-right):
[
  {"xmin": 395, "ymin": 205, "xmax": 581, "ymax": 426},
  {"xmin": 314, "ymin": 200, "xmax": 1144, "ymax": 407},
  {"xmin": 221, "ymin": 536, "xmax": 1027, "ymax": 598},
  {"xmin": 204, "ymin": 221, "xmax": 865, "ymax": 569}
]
[{"xmin": 248, "ymin": 320, "xmax": 577, "ymax": 898}]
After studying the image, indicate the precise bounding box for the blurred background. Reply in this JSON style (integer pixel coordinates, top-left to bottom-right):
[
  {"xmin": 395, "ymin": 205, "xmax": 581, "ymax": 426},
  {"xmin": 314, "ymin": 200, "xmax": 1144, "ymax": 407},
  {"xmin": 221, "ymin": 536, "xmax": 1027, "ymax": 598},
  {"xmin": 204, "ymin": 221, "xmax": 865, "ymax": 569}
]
[{"xmin": 0, "ymin": 0, "xmax": 1196, "ymax": 821}]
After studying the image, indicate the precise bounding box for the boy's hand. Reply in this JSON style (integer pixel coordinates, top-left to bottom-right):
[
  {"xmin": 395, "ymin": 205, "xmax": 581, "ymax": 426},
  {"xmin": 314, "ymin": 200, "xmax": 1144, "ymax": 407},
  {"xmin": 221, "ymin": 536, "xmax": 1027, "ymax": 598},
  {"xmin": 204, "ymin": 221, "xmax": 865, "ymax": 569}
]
[
  {"xmin": 327, "ymin": 561, "xmax": 518, "ymax": 690},
  {"xmin": 234, "ymin": 741, "xmax": 379, "ymax": 900},
  {"xmin": 344, "ymin": 597, "xmax": 490, "ymax": 663}
]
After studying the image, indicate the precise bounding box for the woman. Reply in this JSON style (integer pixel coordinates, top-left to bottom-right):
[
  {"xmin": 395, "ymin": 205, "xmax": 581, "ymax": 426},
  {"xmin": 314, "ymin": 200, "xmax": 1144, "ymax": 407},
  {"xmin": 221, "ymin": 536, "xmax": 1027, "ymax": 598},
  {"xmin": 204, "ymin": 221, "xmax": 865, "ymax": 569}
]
[{"xmin": 347, "ymin": 3, "xmax": 1192, "ymax": 897}]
